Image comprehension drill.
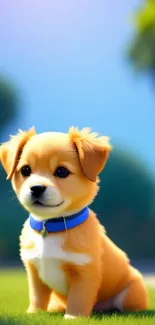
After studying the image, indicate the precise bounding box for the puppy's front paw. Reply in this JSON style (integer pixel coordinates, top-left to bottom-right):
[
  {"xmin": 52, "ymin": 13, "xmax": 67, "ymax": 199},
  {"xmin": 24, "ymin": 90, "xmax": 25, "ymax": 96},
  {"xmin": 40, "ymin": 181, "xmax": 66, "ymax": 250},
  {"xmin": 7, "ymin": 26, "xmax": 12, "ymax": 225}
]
[
  {"xmin": 64, "ymin": 314, "xmax": 76, "ymax": 320},
  {"xmin": 27, "ymin": 306, "xmax": 39, "ymax": 313}
]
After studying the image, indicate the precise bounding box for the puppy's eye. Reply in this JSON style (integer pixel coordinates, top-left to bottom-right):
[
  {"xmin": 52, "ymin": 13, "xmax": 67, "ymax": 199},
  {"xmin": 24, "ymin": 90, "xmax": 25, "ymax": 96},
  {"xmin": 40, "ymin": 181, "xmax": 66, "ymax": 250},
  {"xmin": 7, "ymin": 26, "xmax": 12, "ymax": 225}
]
[
  {"xmin": 54, "ymin": 166, "xmax": 70, "ymax": 178},
  {"xmin": 21, "ymin": 165, "xmax": 31, "ymax": 177}
]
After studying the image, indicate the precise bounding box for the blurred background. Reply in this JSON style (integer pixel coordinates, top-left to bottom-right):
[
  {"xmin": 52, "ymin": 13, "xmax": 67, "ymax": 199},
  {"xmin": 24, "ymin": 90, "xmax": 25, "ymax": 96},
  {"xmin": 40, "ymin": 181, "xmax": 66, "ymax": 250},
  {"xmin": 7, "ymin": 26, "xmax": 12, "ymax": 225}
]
[{"xmin": 0, "ymin": 0, "xmax": 155, "ymax": 272}]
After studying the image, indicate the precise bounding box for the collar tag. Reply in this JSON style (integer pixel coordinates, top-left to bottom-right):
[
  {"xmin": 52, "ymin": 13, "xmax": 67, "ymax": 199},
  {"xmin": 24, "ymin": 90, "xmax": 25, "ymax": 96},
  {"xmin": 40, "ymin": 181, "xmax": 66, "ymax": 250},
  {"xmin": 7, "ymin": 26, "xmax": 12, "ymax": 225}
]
[{"xmin": 40, "ymin": 221, "xmax": 48, "ymax": 238}]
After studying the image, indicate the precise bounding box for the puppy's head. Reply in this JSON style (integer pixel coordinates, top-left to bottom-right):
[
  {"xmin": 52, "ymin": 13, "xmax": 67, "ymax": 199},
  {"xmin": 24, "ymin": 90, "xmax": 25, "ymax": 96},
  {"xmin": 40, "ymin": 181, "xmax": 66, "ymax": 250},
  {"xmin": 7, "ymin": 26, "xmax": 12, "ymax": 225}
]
[{"xmin": 0, "ymin": 127, "xmax": 111, "ymax": 220}]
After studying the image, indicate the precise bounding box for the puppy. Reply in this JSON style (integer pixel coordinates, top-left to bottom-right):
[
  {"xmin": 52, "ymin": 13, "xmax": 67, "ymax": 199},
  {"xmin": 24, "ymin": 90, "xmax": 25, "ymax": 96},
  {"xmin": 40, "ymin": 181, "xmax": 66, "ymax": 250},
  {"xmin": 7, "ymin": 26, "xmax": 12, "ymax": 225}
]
[{"xmin": 0, "ymin": 127, "xmax": 148, "ymax": 318}]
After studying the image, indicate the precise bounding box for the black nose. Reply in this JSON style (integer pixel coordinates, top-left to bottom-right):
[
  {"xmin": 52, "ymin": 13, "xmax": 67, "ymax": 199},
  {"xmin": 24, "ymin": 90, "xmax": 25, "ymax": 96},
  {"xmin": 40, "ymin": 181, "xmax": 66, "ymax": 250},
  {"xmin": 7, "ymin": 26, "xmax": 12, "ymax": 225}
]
[{"xmin": 30, "ymin": 185, "xmax": 46, "ymax": 199}]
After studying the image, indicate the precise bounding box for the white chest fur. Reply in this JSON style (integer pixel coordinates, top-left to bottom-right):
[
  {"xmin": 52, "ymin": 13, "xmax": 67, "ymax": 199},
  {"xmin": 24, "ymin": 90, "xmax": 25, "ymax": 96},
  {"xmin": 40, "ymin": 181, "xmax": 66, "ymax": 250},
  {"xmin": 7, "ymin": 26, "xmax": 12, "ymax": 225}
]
[{"xmin": 21, "ymin": 230, "xmax": 91, "ymax": 296}]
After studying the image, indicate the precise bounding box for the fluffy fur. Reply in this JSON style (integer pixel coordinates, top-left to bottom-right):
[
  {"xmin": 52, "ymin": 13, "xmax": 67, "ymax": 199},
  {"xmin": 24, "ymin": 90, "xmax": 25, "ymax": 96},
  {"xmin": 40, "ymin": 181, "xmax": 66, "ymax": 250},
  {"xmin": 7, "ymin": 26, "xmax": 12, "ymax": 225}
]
[{"xmin": 0, "ymin": 127, "xmax": 148, "ymax": 318}]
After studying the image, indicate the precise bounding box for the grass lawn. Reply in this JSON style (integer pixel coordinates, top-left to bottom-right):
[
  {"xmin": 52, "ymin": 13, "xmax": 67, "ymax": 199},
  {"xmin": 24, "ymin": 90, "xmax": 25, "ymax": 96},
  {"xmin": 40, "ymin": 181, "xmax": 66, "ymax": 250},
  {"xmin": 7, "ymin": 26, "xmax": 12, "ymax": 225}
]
[{"xmin": 0, "ymin": 269, "xmax": 155, "ymax": 324}]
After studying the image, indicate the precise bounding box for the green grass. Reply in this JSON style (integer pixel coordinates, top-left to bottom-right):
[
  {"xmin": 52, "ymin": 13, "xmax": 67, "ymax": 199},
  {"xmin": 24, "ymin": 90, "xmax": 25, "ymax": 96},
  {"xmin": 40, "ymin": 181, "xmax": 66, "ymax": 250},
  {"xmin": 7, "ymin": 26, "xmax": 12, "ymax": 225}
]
[{"xmin": 0, "ymin": 269, "xmax": 155, "ymax": 324}]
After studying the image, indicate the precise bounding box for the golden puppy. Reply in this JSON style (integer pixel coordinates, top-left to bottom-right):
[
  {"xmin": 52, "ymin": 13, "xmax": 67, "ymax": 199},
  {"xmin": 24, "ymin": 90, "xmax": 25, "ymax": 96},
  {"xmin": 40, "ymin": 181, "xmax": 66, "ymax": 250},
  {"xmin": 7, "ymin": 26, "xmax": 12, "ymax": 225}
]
[{"xmin": 0, "ymin": 127, "xmax": 148, "ymax": 318}]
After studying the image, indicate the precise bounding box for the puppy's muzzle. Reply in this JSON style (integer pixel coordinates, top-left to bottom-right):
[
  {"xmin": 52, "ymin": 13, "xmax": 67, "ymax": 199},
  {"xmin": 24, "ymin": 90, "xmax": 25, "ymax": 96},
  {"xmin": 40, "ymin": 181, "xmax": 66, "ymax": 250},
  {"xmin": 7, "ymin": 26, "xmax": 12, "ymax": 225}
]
[{"xmin": 30, "ymin": 185, "xmax": 46, "ymax": 199}]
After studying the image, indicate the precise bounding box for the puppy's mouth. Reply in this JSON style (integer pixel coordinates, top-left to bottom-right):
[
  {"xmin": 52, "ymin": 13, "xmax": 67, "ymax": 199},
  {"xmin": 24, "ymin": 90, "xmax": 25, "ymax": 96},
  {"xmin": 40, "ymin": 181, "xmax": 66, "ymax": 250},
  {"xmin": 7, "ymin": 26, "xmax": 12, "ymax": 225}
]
[{"xmin": 32, "ymin": 200, "xmax": 64, "ymax": 208}]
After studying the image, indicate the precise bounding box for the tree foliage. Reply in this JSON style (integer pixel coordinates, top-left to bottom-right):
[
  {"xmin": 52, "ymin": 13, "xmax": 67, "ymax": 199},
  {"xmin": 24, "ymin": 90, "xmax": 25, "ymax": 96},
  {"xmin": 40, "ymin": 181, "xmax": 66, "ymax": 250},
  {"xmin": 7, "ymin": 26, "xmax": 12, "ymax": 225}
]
[
  {"xmin": 92, "ymin": 149, "xmax": 155, "ymax": 259},
  {"xmin": 127, "ymin": 0, "xmax": 155, "ymax": 78},
  {"xmin": 0, "ymin": 76, "xmax": 20, "ymax": 263},
  {"xmin": 0, "ymin": 77, "xmax": 18, "ymax": 133}
]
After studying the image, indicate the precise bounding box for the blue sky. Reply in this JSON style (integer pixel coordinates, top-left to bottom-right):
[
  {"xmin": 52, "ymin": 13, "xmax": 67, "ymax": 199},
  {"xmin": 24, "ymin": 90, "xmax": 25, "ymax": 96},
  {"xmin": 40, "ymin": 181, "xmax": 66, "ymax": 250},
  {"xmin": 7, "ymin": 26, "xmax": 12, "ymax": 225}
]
[{"xmin": 0, "ymin": 0, "xmax": 155, "ymax": 175}]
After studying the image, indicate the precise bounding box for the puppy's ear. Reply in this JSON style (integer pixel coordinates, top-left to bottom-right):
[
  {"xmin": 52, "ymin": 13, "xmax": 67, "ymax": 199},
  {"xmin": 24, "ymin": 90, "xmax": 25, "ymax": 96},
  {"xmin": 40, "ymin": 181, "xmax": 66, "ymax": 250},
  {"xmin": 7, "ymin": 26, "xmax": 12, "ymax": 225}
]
[
  {"xmin": 68, "ymin": 127, "xmax": 112, "ymax": 182},
  {"xmin": 0, "ymin": 127, "xmax": 36, "ymax": 180}
]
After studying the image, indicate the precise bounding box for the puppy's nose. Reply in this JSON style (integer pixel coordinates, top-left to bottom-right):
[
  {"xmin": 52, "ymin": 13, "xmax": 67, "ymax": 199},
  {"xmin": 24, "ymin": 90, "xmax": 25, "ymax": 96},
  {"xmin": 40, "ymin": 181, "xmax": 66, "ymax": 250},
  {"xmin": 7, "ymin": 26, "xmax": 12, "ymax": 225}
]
[{"xmin": 30, "ymin": 185, "xmax": 46, "ymax": 199}]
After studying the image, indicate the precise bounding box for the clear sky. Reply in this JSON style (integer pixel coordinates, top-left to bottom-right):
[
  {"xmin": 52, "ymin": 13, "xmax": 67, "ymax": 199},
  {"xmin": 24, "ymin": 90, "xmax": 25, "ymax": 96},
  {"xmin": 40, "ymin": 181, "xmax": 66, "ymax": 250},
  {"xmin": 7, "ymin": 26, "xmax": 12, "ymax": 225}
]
[{"xmin": 0, "ymin": 0, "xmax": 155, "ymax": 175}]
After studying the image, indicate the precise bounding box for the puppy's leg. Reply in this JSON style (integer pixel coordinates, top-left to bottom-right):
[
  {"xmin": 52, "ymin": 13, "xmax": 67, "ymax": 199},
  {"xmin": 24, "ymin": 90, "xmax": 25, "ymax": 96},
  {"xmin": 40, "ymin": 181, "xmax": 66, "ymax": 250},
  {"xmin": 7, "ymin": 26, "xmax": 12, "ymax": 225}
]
[
  {"xmin": 48, "ymin": 292, "xmax": 66, "ymax": 313},
  {"xmin": 114, "ymin": 276, "xmax": 148, "ymax": 312},
  {"xmin": 65, "ymin": 271, "xmax": 100, "ymax": 319},
  {"xmin": 121, "ymin": 277, "xmax": 148, "ymax": 312},
  {"xmin": 24, "ymin": 262, "xmax": 51, "ymax": 313}
]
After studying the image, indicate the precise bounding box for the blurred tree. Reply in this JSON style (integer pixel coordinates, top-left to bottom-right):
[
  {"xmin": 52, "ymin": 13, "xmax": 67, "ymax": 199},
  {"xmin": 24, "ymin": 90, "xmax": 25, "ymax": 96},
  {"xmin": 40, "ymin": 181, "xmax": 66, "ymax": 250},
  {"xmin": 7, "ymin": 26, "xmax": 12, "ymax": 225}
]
[
  {"xmin": 0, "ymin": 76, "xmax": 20, "ymax": 264},
  {"xmin": 127, "ymin": 0, "xmax": 155, "ymax": 78},
  {"xmin": 0, "ymin": 165, "xmax": 27, "ymax": 264},
  {"xmin": 0, "ymin": 76, "xmax": 18, "ymax": 134},
  {"xmin": 91, "ymin": 149, "xmax": 155, "ymax": 260}
]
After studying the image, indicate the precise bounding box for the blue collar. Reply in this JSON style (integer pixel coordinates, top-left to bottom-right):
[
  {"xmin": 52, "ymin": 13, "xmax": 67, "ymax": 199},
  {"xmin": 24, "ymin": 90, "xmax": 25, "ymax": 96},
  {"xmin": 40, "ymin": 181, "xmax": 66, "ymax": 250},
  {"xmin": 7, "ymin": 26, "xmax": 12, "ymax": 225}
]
[{"xmin": 29, "ymin": 207, "xmax": 89, "ymax": 236}]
